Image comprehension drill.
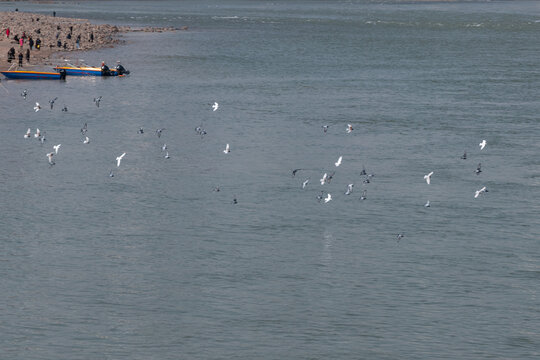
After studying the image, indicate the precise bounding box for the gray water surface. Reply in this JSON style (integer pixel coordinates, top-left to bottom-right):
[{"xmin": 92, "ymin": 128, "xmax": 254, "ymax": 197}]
[{"xmin": 1, "ymin": 1, "xmax": 539, "ymax": 359}]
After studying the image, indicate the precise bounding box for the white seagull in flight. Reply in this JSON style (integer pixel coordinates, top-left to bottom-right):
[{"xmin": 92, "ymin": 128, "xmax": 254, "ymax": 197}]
[
  {"xmin": 34, "ymin": 128, "xmax": 41, "ymax": 138},
  {"xmin": 346, "ymin": 124, "xmax": 353, "ymax": 133},
  {"xmin": 34, "ymin": 102, "xmax": 41, "ymax": 112},
  {"xmin": 474, "ymin": 186, "xmax": 487, "ymax": 198},
  {"xmin": 424, "ymin": 171, "xmax": 433, "ymax": 185},
  {"xmin": 324, "ymin": 193, "xmax": 332, "ymax": 203},
  {"xmin": 223, "ymin": 143, "xmax": 230, "ymax": 154},
  {"xmin": 116, "ymin": 152, "xmax": 126, "ymax": 167},
  {"xmin": 24, "ymin": 128, "xmax": 31, "ymax": 138},
  {"xmin": 320, "ymin": 173, "xmax": 328, "ymax": 185},
  {"xmin": 53, "ymin": 144, "xmax": 61, "ymax": 154},
  {"xmin": 212, "ymin": 102, "xmax": 219, "ymax": 111},
  {"xmin": 335, "ymin": 156, "xmax": 342, "ymax": 167},
  {"xmin": 46, "ymin": 152, "xmax": 55, "ymax": 165},
  {"xmin": 479, "ymin": 139, "xmax": 487, "ymax": 150}
]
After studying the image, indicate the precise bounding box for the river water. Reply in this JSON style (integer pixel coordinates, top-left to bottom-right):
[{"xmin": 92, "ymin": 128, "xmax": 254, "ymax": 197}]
[{"xmin": 1, "ymin": 1, "xmax": 539, "ymax": 359}]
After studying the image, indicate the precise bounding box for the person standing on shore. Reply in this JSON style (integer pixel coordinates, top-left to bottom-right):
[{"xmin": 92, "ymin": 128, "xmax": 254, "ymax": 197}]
[
  {"xmin": 5, "ymin": 27, "xmax": 9, "ymax": 38},
  {"xmin": 28, "ymin": 36, "xmax": 34, "ymax": 50},
  {"xmin": 18, "ymin": 52, "xmax": 23, "ymax": 67},
  {"xmin": 26, "ymin": 48, "xmax": 30, "ymax": 63},
  {"xmin": 89, "ymin": 31, "xmax": 94, "ymax": 42},
  {"xmin": 7, "ymin": 47, "xmax": 15, "ymax": 62},
  {"xmin": 19, "ymin": 37, "xmax": 23, "ymax": 49},
  {"xmin": 76, "ymin": 34, "xmax": 80, "ymax": 49},
  {"xmin": 35, "ymin": 38, "xmax": 41, "ymax": 50}
]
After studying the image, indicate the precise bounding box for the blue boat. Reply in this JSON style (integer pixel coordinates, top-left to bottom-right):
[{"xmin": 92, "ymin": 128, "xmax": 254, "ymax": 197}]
[
  {"xmin": 53, "ymin": 65, "xmax": 120, "ymax": 76},
  {"xmin": 1, "ymin": 70, "xmax": 66, "ymax": 80}
]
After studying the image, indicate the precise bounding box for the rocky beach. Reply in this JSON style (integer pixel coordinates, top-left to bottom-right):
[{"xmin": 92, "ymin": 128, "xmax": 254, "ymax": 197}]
[{"xmin": 0, "ymin": 10, "xmax": 177, "ymax": 71}]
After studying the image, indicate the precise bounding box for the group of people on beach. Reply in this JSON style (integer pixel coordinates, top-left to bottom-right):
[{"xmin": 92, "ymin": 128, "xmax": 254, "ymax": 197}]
[
  {"xmin": 4, "ymin": 21, "xmax": 95, "ymax": 67},
  {"xmin": 4, "ymin": 27, "xmax": 39, "ymax": 67}
]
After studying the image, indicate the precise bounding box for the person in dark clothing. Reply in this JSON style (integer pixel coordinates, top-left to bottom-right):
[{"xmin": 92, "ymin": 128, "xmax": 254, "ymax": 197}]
[
  {"xmin": 89, "ymin": 32, "xmax": 94, "ymax": 42},
  {"xmin": 101, "ymin": 61, "xmax": 111, "ymax": 76},
  {"xmin": 26, "ymin": 48, "xmax": 30, "ymax": 62},
  {"xmin": 76, "ymin": 34, "xmax": 81, "ymax": 49},
  {"xmin": 7, "ymin": 47, "xmax": 15, "ymax": 62},
  {"xmin": 53, "ymin": 11, "xmax": 56, "ymax": 17},
  {"xmin": 28, "ymin": 36, "xmax": 34, "ymax": 49},
  {"xmin": 115, "ymin": 61, "xmax": 130, "ymax": 75},
  {"xmin": 66, "ymin": 33, "xmax": 71, "ymax": 40},
  {"xmin": 18, "ymin": 52, "xmax": 23, "ymax": 67},
  {"xmin": 35, "ymin": 38, "xmax": 41, "ymax": 50},
  {"xmin": 57, "ymin": 40, "xmax": 62, "ymax": 47},
  {"xmin": 13, "ymin": 34, "xmax": 19, "ymax": 42}
]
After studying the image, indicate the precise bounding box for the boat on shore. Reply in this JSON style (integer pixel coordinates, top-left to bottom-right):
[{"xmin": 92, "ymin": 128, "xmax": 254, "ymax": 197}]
[{"xmin": 1, "ymin": 69, "xmax": 66, "ymax": 80}]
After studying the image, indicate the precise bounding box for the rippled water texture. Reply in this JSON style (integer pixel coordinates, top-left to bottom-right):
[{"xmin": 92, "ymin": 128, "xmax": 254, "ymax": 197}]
[{"xmin": 1, "ymin": 1, "xmax": 539, "ymax": 359}]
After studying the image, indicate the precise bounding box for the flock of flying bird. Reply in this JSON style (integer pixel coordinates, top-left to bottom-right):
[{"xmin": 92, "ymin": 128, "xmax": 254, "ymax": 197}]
[
  {"xmin": 22, "ymin": 89, "xmax": 107, "ymax": 167},
  {"xmin": 21, "ymin": 92, "xmax": 227, "ymax": 178},
  {"xmin": 290, "ymin": 123, "xmax": 490, "ymax": 242},
  {"xmin": 19, "ymin": 87, "xmax": 490, "ymax": 242}
]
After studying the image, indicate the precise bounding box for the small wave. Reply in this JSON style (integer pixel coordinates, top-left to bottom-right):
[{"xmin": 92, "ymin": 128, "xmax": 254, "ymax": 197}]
[
  {"xmin": 211, "ymin": 16, "xmax": 239, "ymax": 20},
  {"xmin": 466, "ymin": 23, "xmax": 484, "ymax": 28}
]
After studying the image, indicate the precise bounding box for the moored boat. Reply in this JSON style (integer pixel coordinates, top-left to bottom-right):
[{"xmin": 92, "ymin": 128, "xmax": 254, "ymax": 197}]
[
  {"xmin": 1, "ymin": 70, "xmax": 66, "ymax": 80},
  {"xmin": 53, "ymin": 65, "xmax": 120, "ymax": 76}
]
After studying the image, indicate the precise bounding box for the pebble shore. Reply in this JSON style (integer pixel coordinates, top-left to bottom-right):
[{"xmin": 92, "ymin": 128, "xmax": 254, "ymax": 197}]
[{"xmin": 0, "ymin": 10, "xmax": 178, "ymax": 71}]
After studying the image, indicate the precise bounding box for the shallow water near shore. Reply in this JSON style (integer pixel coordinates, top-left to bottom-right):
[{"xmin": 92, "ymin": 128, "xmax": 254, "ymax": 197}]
[{"xmin": 1, "ymin": 1, "xmax": 539, "ymax": 359}]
